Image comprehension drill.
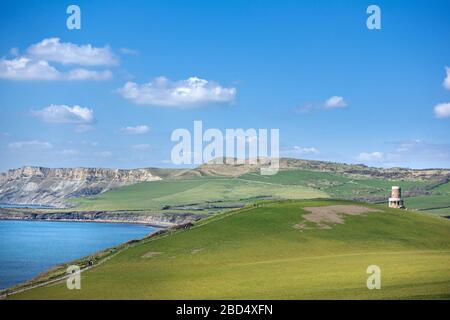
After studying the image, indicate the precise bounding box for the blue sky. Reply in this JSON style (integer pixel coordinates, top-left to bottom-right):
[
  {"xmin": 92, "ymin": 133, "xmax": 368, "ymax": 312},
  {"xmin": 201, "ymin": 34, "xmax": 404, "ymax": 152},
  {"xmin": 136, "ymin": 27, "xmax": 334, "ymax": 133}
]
[{"xmin": 0, "ymin": 0, "xmax": 449, "ymax": 171}]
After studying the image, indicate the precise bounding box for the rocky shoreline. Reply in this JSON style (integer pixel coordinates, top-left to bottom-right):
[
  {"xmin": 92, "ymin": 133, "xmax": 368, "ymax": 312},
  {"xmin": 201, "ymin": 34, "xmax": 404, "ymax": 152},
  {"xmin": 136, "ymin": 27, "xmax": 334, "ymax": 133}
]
[{"xmin": 0, "ymin": 208, "xmax": 204, "ymax": 228}]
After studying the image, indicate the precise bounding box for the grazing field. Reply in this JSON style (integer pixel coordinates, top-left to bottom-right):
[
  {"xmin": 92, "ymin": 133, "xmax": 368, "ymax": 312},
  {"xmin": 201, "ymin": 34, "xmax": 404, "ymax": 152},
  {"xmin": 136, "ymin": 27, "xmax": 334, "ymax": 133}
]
[
  {"xmin": 401, "ymin": 180, "xmax": 450, "ymax": 216},
  {"xmin": 405, "ymin": 195, "xmax": 450, "ymax": 215},
  {"xmin": 240, "ymin": 170, "xmax": 429, "ymax": 199},
  {"xmin": 70, "ymin": 169, "xmax": 449, "ymax": 216},
  {"xmin": 71, "ymin": 177, "xmax": 327, "ymax": 211},
  {"xmin": 12, "ymin": 199, "xmax": 450, "ymax": 299}
]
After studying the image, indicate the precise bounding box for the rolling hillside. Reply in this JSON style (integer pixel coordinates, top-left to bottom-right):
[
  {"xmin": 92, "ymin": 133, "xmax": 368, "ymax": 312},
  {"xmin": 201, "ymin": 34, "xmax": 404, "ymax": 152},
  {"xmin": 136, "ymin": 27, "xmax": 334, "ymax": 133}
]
[
  {"xmin": 71, "ymin": 176, "xmax": 327, "ymax": 211},
  {"xmin": 70, "ymin": 168, "xmax": 450, "ymax": 216},
  {"xmin": 10, "ymin": 199, "xmax": 450, "ymax": 299},
  {"xmin": 1, "ymin": 158, "xmax": 449, "ymax": 209}
]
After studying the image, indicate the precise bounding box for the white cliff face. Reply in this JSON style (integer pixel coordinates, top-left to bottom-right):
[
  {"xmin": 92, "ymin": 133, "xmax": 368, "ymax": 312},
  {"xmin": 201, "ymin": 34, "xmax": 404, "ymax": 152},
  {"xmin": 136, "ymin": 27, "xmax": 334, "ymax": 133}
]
[{"xmin": 0, "ymin": 167, "xmax": 162, "ymax": 207}]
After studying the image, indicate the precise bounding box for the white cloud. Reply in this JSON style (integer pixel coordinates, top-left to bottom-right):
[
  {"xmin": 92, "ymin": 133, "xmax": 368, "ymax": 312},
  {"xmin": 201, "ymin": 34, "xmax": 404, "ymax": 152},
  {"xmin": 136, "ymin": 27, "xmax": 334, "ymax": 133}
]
[
  {"xmin": 443, "ymin": 67, "xmax": 450, "ymax": 90},
  {"xmin": 296, "ymin": 96, "xmax": 348, "ymax": 113},
  {"xmin": 118, "ymin": 76, "xmax": 236, "ymax": 107},
  {"xmin": 292, "ymin": 146, "xmax": 320, "ymax": 154},
  {"xmin": 357, "ymin": 151, "xmax": 384, "ymax": 162},
  {"xmin": 0, "ymin": 57, "xmax": 61, "ymax": 80},
  {"xmin": 67, "ymin": 68, "xmax": 112, "ymax": 80},
  {"xmin": 0, "ymin": 38, "xmax": 117, "ymax": 81},
  {"xmin": 8, "ymin": 140, "xmax": 53, "ymax": 149},
  {"xmin": 0, "ymin": 57, "xmax": 112, "ymax": 81},
  {"xmin": 27, "ymin": 38, "xmax": 118, "ymax": 66},
  {"xmin": 324, "ymin": 96, "xmax": 347, "ymax": 109},
  {"xmin": 434, "ymin": 102, "xmax": 450, "ymax": 118},
  {"xmin": 32, "ymin": 105, "xmax": 94, "ymax": 124},
  {"xmin": 121, "ymin": 125, "xmax": 150, "ymax": 135},
  {"xmin": 132, "ymin": 144, "xmax": 151, "ymax": 150}
]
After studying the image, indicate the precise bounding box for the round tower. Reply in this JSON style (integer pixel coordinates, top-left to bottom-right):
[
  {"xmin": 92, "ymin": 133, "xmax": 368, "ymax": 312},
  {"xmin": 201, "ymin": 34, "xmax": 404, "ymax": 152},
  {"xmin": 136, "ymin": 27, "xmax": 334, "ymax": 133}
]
[
  {"xmin": 391, "ymin": 186, "xmax": 401, "ymax": 198},
  {"xmin": 389, "ymin": 186, "xmax": 404, "ymax": 209}
]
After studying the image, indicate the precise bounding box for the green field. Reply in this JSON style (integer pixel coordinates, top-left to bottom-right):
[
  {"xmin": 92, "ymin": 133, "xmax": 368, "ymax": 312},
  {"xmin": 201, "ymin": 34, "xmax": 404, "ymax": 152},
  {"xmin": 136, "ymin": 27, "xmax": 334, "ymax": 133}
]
[
  {"xmin": 240, "ymin": 170, "xmax": 429, "ymax": 199},
  {"xmin": 402, "ymin": 179, "xmax": 450, "ymax": 215},
  {"xmin": 71, "ymin": 176, "xmax": 327, "ymax": 211},
  {"xmin": 12, "ymin": 199, "xmax": 450, "ymax": 299},
  {"xmin": 70, "ymin": 169, "xmax": 449, "ymax": 216}
]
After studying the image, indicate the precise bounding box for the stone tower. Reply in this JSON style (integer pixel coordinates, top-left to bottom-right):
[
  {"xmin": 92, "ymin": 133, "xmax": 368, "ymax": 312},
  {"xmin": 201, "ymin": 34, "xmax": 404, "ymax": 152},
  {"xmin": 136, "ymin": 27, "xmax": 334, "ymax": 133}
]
[{"xmin": 388, "ymin": 186, "xmax": 405, "ymax": 209}]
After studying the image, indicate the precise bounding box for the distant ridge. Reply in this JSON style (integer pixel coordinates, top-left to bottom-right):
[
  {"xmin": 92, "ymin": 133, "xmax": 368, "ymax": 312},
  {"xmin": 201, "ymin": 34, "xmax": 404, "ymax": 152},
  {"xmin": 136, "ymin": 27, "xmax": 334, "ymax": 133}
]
[{"xmin": 1, "ymin": 158, "xmax": 449, "ymax": 207}]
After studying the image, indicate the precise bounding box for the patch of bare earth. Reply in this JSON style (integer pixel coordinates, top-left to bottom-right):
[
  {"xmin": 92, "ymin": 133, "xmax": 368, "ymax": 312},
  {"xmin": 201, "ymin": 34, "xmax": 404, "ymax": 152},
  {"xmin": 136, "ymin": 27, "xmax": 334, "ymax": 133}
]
[
  {"xmin": 294, "ymin": 205, "xmax": 381, "ymax": 230},
  {"xmin": 141, "ymin": 251, "xmax": 163, "ymax": 258}
]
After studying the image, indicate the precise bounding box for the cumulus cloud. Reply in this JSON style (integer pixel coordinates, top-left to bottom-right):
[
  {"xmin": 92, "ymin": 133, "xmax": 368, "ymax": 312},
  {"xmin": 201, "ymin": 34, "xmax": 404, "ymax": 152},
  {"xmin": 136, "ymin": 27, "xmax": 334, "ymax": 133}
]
[
  {"xmin": 118, "ymin": 76, "xmax": 236, "ymax": 107},
  {"xmin": 0, "ymin": 57, "xmax": 60, "ymax": 80},
  {"xmin": 27, "ymin": 38, "xmax": 118, "ymax": 66},
  {"xmin": 32, "ymin": 105, "xmax": 94, "ymax": 124},
  {"xmin": 443, "ymin": 67, "xmax": 450, "ymax": 90},
  {"xmin": 324, "ymin": 96, "xmax": 347, "ymax": 109},
  {"xmin": 434, "ymin": 102, "xmax": 450, "ymax": 118},
  {"xmin": 121, "ymin": 125, "xmax": 150, "ymax": 135},
  {"xmin": 357, "ymin": 151, "xmax": 384, "ymax": 162},
  {"xmin": 0, "ymin": 38, "xmax": 117, "ymax": 81},
  {"xmin": 8, "ymin": 140, "xmax": 52, "ymax": 149},
  {"xmin": 0, "ymin": 57, "xmax": 113, "ymax": 81}
]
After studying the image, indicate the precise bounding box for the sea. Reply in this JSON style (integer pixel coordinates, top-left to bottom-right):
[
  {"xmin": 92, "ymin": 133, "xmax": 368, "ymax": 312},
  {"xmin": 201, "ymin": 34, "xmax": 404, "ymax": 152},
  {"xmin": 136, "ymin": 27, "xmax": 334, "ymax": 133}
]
[{"xmin": 0, "ymin": 219, "xmax": 157, "ymax": 289}]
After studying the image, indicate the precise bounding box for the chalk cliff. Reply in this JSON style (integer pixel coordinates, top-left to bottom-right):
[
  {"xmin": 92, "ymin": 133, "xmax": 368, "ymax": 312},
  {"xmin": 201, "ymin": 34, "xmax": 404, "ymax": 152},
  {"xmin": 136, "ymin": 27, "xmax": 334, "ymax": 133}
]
[{"xmin": 0, "ymin": 166, "xmax": 162, "ymax": 207}]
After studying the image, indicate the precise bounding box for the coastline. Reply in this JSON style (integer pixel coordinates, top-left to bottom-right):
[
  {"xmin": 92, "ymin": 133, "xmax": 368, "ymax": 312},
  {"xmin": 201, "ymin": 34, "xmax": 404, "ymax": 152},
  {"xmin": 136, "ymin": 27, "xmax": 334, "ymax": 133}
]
[
  {"xmin": 0, "ymin": 207, "xmax": 203, "ymax": 228},
  {"xmin": 0, "ymin": 207, "xmax": 202, "ymax": 296},
  {"xmin": 0, "ymin": 225, "xmax": 171, "ymax": 299}
]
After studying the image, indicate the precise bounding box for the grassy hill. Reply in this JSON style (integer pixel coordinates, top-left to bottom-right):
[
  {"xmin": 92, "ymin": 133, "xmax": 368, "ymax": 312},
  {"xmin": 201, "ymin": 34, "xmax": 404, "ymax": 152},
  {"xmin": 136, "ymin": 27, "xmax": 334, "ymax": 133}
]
[
  {"xmin": 71, "ymin": 176, "xmax": 327, "ymax": 211},
  {"xmin": 11, "ymin": 199, "xmax": 450, "ymax": 299},
  {"xmin": 70, "ymin": 168, "xmax": 450, "ymax": 216}
]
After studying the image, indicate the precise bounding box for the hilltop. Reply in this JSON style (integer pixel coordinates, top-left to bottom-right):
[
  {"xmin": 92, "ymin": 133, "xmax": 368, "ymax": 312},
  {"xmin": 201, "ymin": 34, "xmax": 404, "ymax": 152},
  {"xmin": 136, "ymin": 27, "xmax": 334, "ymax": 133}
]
[{"xmin": 8, "ymin": 199, "xmax": 450, "ymax": 299}]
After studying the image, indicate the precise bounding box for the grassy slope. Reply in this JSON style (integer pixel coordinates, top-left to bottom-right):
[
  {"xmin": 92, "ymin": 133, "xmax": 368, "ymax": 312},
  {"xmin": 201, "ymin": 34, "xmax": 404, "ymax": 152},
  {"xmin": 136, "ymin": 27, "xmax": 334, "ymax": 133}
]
[
  {"xmin": 240, "ymin": 170, "xmax": 427, "ymax": 198},
  {"xmin": 13, "ymin": 199, "xmax": 450, "ymax": 299},
  {"xmin": 72, "ymin": 177, "xmax": 327, "ymax": 211},
  {"xmin": 404, "ymin": 180, "xmax": 450, "ymax": 215},
  {"xmin": 70, "ymin": 168, "xmax": 449, "ymax": 215},
  {"xmin": 239, "ymin": 170, "xmax": 450, "ymax": 215}
]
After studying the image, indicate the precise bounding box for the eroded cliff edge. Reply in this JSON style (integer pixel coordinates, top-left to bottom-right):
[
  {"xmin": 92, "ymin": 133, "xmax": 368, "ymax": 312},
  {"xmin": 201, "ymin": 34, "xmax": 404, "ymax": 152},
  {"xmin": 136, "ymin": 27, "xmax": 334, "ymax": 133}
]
[
  {"xmin": 0, "ymin": 167, "xmax": 163, "ymax": 207},
  {"xmin": 0, "ymin": 208, "xmax": 203, "ymax": 227}
]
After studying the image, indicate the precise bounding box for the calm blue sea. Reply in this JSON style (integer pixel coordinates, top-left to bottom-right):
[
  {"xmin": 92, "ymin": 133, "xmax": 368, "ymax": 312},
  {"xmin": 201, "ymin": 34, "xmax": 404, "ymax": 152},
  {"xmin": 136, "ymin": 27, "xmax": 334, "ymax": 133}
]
[{"xmin": 0, "ymin": 220, "xmax": 157, "ymax": 289}]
